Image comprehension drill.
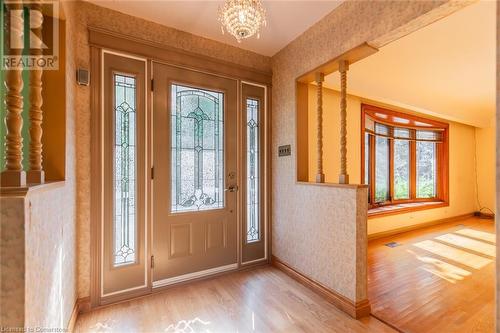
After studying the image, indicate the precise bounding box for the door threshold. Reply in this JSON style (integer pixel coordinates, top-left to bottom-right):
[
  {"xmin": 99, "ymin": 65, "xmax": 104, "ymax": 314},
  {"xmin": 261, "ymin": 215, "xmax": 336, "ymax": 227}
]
[{"xmin": 152, "ymin": 263, "xmax": 238, "ymax": 288}]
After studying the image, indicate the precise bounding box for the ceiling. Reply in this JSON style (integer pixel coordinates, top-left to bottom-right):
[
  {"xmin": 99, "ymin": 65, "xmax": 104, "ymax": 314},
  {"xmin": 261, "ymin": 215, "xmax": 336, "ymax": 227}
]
[
  {"xmin": 324, "ymin": 0, "xmax": 496, "ymax": 128},
  {"xmin": 86, "ymin": 0, "xmax": 342, "ymax": 56}
]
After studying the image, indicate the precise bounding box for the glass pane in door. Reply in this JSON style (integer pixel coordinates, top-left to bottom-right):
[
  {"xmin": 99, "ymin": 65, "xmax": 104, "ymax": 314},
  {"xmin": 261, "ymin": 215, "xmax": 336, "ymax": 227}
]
[
  {"xmin": 171, "ymin": 84, "xmax": 224, "ymax": 212},
  {"xmin": 113, "ymin": 74, "xmax": 137, "ymax": 266},
  {"xmin": 246, "ymin": 99, "xmax": 260, "ymax": 242}
]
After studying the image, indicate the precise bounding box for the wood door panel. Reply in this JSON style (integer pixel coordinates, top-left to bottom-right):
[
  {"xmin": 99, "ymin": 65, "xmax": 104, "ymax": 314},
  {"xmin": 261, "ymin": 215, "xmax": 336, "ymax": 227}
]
[
  {"xmin": 206, "ymin": 219, "xmax": 227, "ymax": 251},
  {"xmin": 169, "ymin": 224, "xmax": 193, "ymax": 258}
]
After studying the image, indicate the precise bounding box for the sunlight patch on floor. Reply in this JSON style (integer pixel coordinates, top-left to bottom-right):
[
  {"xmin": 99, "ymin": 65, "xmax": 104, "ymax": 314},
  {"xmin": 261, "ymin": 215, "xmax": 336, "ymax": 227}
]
[
  {"xmin": 455, "ymin": 228, "xmax": 496, "ymax": 243},
  {"xmin": 412, "ymin": 239, "xmax": 492, "ymax": 269},
  {"xmin": 89, "ymin": 321, "xmax": 113, "ymax": 332},
  {"xmin": 407, "ymin": 249, "xmax": 471, "ymax": 283},
  {"xmin": 435, "ymin": 233, "xmax": 496, "ymax": 257},
  {"xmin": 165, "ymin": 317, "xmax": 212, "ymax": 333}
]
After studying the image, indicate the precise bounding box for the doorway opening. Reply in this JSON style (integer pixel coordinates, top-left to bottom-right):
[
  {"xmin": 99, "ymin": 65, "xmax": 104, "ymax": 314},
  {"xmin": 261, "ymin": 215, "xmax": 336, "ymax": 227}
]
[{"xmin": 90, "ymin": 34, "xmax": 271, "ymax": 307}]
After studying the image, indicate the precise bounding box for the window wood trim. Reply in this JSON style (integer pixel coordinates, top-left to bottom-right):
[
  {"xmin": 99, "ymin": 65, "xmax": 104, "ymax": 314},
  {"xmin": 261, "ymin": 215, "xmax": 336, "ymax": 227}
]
[{"xmin": 361, "ymin": 104, "xmax": 449, "ymax": 215}]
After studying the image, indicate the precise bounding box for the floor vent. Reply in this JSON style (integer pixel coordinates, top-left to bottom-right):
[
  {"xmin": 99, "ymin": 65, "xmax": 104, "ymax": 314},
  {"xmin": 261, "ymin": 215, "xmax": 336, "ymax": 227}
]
[{"xmin": 385, "ymin": 242, "xmax": 401, "ymax": 248}]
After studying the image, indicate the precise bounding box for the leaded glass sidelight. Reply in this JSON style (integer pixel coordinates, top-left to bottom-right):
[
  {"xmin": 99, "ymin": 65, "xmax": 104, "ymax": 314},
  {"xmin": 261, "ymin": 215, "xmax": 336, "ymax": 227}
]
[
  {"xmin": 171, "ymin": 84, "xmax": 224, "ymax": 212},
  {"xmin": 246, "ymin": 99, "xmax": 260, "ymax": 242},
  {"xmin": 113, "ymin": 74, "xmax": 137, "ymax": 266}
]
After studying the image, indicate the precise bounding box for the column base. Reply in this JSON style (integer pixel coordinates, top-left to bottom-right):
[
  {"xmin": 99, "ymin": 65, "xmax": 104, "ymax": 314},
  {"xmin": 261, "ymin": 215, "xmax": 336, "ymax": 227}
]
[
  {"xmin": 27, "ymin": 170, "xmax": 45, "ymax": 184},
  {"xmin": 316, "ymin": 173, "xmax": 325, "ymax": 183},
  {"xmin": 1, "ymin": 170, "xmax": 27, "ymax": 187},
  {"xmin": 339, "ymin": 174, "xmax": 349, "ymax": 184}
]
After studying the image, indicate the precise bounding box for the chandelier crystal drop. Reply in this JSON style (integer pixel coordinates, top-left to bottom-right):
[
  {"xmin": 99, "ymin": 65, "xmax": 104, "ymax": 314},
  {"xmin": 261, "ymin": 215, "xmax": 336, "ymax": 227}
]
[{"xmin": 218, "ymin": 0, "xmax": 267, "ymax": 43}]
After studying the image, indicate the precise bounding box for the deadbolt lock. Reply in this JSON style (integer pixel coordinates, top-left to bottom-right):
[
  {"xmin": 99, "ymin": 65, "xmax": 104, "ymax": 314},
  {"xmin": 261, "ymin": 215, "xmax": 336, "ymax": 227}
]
[{"xmin": 225, "ymin": 185, "xmax": 239, "ymax": 192}]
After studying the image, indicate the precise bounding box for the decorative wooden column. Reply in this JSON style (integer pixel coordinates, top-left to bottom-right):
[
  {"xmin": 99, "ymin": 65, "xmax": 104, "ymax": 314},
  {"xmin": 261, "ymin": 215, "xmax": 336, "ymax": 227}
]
[
  {"xmin": 27, "ymin": 0, "xmax": 45, "ymax": 184},
  {"xmin": 315, "ymin": 72, "xmax": 325, "ymax": 183},
  {"xmin": 338, "ymin": 60, "xmax": 349, "ymax": 184},
  {"xmin": 1, "ymin": 4, "xmax": 26, "ymax": 187}
]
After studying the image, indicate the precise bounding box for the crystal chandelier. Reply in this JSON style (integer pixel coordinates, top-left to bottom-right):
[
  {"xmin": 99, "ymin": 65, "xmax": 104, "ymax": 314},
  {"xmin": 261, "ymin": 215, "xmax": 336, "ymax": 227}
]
[{"xmin": 218, "ymin": 0, "xmax": 267, "ymax": 43}]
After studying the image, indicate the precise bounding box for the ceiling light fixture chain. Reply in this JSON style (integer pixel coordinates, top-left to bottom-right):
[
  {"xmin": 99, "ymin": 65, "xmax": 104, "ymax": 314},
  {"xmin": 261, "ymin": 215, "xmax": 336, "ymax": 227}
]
[{"xmin": 218, "ymin": 0, "xmax": 267, "ymax": 43}]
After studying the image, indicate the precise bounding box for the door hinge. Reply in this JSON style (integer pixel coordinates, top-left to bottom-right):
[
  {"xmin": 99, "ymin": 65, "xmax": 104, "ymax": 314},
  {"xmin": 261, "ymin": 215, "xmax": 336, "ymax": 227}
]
[
  {"xmin": 151, "ymin": 166, "xmax": 154, "ymax": 180},
  {"xmin": 151, "ymin": 255, "xmax": 155, "ymax": 269},
  {"xmin": 151, "ymin": 79, "xmax": 154, "ymax": 92}
]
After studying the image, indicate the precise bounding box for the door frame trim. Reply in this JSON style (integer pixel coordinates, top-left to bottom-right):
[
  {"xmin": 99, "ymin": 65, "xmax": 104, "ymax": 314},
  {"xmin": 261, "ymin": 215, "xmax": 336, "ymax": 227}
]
[
  {"xmin": 88, "ymin": 27, "xmax": 272, "ymax": 85},
  {"xmin": 90, "ymin": 29, "xmax": 272, "ymax": 309}
]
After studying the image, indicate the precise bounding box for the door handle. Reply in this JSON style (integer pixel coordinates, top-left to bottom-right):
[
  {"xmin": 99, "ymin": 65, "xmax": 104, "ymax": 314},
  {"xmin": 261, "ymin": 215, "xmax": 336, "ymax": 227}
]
[{"xmin": 225, "ymin": 185, "xmax": 239, "ymax": 192}]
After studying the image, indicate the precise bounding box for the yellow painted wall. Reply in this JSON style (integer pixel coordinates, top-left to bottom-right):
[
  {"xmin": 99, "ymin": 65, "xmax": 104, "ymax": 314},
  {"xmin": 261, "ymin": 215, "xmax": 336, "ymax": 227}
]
[{"xmin": 307, "ymin": 85, "xmax": 488, "ymax": 235}]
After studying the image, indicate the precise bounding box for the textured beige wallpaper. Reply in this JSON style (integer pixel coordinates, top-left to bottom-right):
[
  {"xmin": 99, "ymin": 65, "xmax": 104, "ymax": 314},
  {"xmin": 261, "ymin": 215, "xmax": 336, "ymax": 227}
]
[
  {"xmin": 25, "ymin": 185, "xmax": 76, "ymax": 330},
  {"xmin": 270, "ymin": 0, "xmax": 470, "ymax": 303},
  {"xmin": 0, "ymin": 197, "xmax": 25, "ymax": 328},
  {"xmin": 0, "ymin": 184, "xmax": 77, "ymax": 330},
  {"xmin": 70, "ymin": 0, "xmax": 271, "ymax": 298}
]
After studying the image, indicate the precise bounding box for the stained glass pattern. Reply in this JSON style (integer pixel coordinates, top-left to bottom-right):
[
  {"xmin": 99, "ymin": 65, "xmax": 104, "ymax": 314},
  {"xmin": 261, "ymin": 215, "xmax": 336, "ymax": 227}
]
[
  {"xmin": 246, "ymin": 99, "xmax": 260, "ymax": 242},
  {"xmin": 171, "ymin": 85, "xmax": 224, "ymax": 212},
  {"xmin": 113, "ymin": 74, "xmax": 137, "ymax": 266}
]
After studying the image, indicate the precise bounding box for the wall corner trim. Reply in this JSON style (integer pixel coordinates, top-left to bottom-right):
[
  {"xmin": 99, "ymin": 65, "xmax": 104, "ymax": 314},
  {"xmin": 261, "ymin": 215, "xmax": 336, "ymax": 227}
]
[
  {"xmin": 67, "ymin": 297, "xmax": 90, "ymax": 332},
  {"xmin": 271, "ymin": 255, "xmax": 371, "ymax": 319}
]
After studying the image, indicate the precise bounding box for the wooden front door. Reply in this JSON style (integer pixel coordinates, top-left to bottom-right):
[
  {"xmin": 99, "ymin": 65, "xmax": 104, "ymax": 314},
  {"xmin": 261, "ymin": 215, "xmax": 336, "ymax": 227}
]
[{"xmin": 152, "ymin": 62, "xmax": 239, "ymax": 287}]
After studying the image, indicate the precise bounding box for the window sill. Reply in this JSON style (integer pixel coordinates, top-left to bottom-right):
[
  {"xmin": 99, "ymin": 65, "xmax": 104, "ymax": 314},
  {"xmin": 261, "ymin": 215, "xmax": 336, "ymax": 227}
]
[{"xmin": 368, "ymin": 201, "xmax": 447, "ymax": 218}]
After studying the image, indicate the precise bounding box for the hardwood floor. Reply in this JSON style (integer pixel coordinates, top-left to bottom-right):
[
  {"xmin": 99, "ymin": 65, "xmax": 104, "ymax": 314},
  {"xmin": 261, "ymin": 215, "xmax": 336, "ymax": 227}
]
[
  {"xmin": 368, "ymin": 217, "xmax": 495, "ymax": 333},
  {"xmin": 75, "ymin": 266, "xmax": 394, "ymax": 333}
]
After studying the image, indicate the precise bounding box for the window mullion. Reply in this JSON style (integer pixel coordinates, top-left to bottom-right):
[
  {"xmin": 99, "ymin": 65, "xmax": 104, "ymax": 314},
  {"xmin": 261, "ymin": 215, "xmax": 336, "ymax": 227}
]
[
  {"xmin": 389, "ymin": 138, "xmax": 394, "ymax": 203},
  {"xmin": 410, "ymin": 132, "xmax": 417, "ymax": 200},
  {"xmin": 369, "ymin": 135, "xmax": 376, "ymax": 205}
]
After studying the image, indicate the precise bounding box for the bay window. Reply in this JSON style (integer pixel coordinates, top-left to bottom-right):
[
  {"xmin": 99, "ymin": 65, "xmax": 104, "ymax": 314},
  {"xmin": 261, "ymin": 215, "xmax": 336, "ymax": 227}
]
[{"xmin": 361, "ymin": 105, "xmax": 449, "ymax": 211}]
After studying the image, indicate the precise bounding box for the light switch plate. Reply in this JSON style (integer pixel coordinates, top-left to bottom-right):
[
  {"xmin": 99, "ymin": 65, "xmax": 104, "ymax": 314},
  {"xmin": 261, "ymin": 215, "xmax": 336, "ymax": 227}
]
[{"xmin": 278, "ymin": 145, "xmax": 291, "ymax": 157}]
